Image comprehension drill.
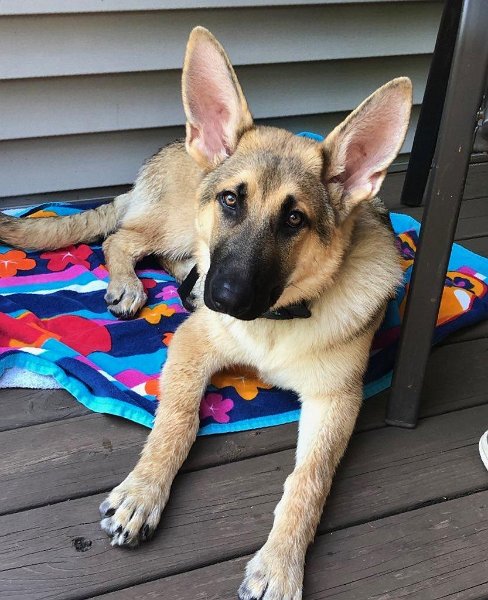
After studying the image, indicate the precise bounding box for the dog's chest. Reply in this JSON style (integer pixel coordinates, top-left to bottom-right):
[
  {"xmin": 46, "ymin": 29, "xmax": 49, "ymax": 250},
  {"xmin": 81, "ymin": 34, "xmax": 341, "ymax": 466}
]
[
  {"xmin": 223, "ymin": 315, "xmax": 314, "ymax": 359},
  {"xmin": 214, "ymin": 315, "xmax": 336, "ymax": 393}
]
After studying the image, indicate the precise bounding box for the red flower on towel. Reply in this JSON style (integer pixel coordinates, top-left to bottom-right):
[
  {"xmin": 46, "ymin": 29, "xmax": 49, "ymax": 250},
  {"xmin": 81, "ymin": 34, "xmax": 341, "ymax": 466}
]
[
  {"xmin": 1, "ymin": 313, "xmax": 112, "ymax": 355},
  {"xmin": 141, "ymin": 278, "xmax": 157, "ymax": 291},
  {"xmin": 41, "ymin": 245, "xmax": 92, "ymax": 272},
  {"xmin": 200, "ymin": 393, "xmax": 234, "ymax": 424},
  {"xmin": 0, "ymin": 249, "xmax": 36, "ymax": 277}
]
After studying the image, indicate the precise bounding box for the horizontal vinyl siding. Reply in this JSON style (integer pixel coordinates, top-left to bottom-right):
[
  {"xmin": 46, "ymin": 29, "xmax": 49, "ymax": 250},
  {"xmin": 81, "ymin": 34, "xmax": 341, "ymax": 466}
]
[
  {"xmin": 0, "ymin": 107, "xmax": 420, "ymax": 198},
  {"xmin": 0, "ymin": 1, "xmax": 442, "ymax": 198},
  {"xmin": 0, "ymin": 5, "xmax": 441, "ymax": 79},
  {"xmin": 0, "ymin": 0, "xmax": 440, "ymax": 16},
  {"xmin": 0, "ymin": 55, "xmax": 429, "ymax": 140}
]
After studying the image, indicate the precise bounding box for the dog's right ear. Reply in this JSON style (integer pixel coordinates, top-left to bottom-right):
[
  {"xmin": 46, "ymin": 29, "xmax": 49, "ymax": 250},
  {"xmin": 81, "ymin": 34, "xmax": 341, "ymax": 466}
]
[{"xmin": 182, "ymin": 27, "xmax": 254, "ymax": 171}]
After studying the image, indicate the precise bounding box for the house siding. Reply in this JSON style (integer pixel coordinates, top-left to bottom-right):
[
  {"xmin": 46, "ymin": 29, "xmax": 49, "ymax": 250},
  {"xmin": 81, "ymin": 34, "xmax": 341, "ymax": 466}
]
[{"xmin": 0, "ymin": 1, "xmax": 443, "ymax": 198}]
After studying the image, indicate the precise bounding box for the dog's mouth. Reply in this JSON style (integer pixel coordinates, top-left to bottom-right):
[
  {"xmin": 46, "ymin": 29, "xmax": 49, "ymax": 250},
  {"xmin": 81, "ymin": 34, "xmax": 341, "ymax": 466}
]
[{"xmin": 204, "ymin": 277, "xmax": 284, "ymax": 321}]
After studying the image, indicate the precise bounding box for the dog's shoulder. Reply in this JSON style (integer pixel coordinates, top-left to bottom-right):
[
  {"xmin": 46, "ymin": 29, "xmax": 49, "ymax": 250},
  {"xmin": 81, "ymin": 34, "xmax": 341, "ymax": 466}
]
[
  {"xmin": 346, "ymin": 199, "xmax": 401, "ymax": 298},
  {"xmin": 305, "ymin": 200, "xmax": 400, "ymax": 345},
  {"xmin": 368, "ymin": 196, "xmax": 394, "ymax": 233}
]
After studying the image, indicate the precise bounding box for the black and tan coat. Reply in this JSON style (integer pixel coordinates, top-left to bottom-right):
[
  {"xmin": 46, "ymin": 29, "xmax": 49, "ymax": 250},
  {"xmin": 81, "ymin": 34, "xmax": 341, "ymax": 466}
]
[{"xmin": 0, "ymin": 27, "xmax": 411, "ymax": 600}]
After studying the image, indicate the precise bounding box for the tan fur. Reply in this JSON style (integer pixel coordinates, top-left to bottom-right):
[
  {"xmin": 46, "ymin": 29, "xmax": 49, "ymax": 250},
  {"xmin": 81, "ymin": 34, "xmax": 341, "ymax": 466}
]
[
  {"xmin": 1, "ymin": 27, "xmax": 412, "ymax": 600},
  {"xmin": 182, "ymin": 27, "xmax": 254, "ymax": 170},
  {"xmin": 0, "ymin": 197, "xmax": 126, "ymax": 250}
]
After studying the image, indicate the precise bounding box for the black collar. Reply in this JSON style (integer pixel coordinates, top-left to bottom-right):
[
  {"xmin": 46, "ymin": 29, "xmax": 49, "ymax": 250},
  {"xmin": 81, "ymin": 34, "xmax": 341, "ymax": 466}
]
[
  {"xmin": 177, "ymin": 266, "xmax": 311, "ymax": 320},
  {"xmin": 177, "ymin": 265, "xmax": 200, "ymax": 312},
  {"xmin": 260, "ymin": 302, "xmax": 311, "ymax": 320}
]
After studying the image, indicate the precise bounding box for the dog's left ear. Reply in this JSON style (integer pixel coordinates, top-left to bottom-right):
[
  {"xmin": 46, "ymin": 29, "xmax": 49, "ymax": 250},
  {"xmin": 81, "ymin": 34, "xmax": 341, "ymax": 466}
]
[
  {"xmin": 323, "ymin": 77, "xmax": 412, "ymax": 217},
  {"xmin": 182, "ymin": 26, "xmax": 254, "ymax": 170}
]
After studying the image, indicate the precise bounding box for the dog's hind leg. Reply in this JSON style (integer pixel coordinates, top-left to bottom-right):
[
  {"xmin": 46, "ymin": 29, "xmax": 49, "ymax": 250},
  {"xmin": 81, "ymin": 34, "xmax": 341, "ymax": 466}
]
[
  {"xmin": 99, "ymin": 310, "xmax": 226, "ymax": 546},
  {"xmin": 238, "ymin": 384, "xmax": 362, "ymax": 600},
  {"xmin": 102, "ymin": 228, "xmax": 156, "ymax": 319}
]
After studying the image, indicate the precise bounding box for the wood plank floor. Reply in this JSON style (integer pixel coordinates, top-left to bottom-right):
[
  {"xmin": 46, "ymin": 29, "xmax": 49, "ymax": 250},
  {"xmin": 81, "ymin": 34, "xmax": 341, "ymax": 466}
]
[{"xmin": 1, "ymin": 162, "xmax": 487, "ymax": 600}]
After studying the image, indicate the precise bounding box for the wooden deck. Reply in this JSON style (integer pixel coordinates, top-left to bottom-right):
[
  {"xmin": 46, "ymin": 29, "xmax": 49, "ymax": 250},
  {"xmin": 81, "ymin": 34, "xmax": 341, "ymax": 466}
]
[{"xmin": 1, "ymin": 162, "xmax": 488, "ymax": 600}]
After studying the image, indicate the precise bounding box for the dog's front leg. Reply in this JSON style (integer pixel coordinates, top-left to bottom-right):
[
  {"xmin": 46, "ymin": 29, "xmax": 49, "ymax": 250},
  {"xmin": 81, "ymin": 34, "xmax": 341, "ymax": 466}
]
[
  {"xmin": 99, "ymin": 311, "xmax": 224, "ymax": 546},
  {"xmin": 102, "ymin": 229, "xmax": 152, "ymax": 319},
  {"xmin": 239, "ymin": 388, "xmax": 362, "ymax": 600}
]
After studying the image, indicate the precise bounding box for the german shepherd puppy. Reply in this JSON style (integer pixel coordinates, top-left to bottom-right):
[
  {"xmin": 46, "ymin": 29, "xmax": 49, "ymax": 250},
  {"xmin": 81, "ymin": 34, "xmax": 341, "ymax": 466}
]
[{"xmin": 0, "ymin": 27, "xmax": 411, "ymax": 599}]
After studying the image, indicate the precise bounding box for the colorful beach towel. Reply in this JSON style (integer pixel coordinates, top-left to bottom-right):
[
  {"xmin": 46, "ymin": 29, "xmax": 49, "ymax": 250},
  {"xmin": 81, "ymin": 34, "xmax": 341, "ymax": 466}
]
[{"xmin": 0, "ymin": 204, "xmax": 487, "ymax": 435}]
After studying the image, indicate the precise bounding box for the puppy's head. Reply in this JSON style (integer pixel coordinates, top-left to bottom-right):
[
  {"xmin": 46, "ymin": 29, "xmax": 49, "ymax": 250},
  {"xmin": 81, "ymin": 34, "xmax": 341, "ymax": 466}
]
[{"xmin": 182, "ymin": 27, "xmax": 412, "ymax": 320}]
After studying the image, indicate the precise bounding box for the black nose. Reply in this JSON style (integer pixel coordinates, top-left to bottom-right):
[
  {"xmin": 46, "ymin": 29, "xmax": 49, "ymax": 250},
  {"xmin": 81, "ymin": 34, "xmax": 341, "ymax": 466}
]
[{"xmin": 209, "ymin": 277, "xmax": 254, "ymax": 317}]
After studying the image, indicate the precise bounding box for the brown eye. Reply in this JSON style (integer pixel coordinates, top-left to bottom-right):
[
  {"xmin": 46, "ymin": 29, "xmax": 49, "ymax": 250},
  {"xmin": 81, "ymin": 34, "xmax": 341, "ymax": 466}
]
[
  {"xmin": 285, "ymin": 210, "xmax": 305, "ymax": 228},
  {"xmin": 219, "ymin": 191, "xmax": 238, "ymax": 209}
]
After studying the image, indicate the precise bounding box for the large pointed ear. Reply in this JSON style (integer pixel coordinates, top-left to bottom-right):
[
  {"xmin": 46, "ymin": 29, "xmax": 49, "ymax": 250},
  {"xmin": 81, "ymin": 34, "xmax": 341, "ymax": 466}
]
[
  {"xmin": 182, "ymin": 26, "xmax": 254, "ymax": 170},
  {"xmin": 323, "ymin": 77, "xmax": 412, "ymax": 217}
]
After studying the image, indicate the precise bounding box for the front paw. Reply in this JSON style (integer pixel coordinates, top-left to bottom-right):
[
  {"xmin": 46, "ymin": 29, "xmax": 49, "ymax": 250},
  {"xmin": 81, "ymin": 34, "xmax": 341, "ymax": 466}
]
[
  {"xmin": 99, "ymin": 474, "xmax": 166, "ymax": 547},
  {"xmin": 104, "ymin": 279, "xmax": 147, "ymax": 319},
  {"xmin": 238, "ymin": 545, "xmax": 304, "ymax": 600}
]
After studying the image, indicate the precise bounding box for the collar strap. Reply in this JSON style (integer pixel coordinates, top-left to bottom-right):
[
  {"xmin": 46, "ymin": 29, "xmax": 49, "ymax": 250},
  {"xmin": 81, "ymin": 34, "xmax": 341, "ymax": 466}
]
[
  {"xmin": 261, "ymin": 302, "xmax": 311, "ymax": 320},
  {"xmin": 177, "ymin": 265, "xmax": 200, "ymax": 312},
  {"xmin": 178, "ymin": 266, "xmax": 311, "ymax": 320}
]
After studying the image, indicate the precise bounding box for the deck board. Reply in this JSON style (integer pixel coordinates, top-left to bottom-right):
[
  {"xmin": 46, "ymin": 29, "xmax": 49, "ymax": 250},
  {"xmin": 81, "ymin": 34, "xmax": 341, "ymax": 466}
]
[
  {"xmin": 1, "ymin": 404, "xmax": 488, "ymax": 599},
  {"xmin": 95, "ymin": 490, "xmax": 488, "ymax": 600},
  {"xmin": 461, "ymin": 235, "xmax": 488, "ymax": 256},
  {"xmin": 0, "ymin": 387, "xmax": 89, "ymax": 432},
  {"xmin": 391, "ymin": 196, "xmax": 488, "ymax": 241},
  {"xmin": 2, "ymin": 337, "xmax": 488, "ymax": 516},
  {"xmin": 0, "ymin": 163, "xmax": 487, "ymax": 600},
  {"xmin": 381, "ymin": 160, "xmax": 488, "ymax": 208}
]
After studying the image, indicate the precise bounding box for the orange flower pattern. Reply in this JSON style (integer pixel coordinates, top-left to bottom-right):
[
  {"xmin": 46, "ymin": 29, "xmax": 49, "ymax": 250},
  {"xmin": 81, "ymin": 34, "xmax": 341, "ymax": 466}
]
[
  {"xmin": 144, "ymin": 378, "xmax": 160, "ymax": 398},
  {"xmin": 140, "ymin": 303, "xmax": 177, "ymax": 324},
  {"xmin": 211, "ymin": 365, "xmax": 272, "ymax": 400},
  {"xmin": 162, "ymin": 332, "xmax": 173, "ymax": 346},
  {"xmin": 26, "ymin": 210, "xmax": 58, "ymax": 219},
  {"xmin": 0, "ymin": 249, "xmax": 36, "ymax": 277}
]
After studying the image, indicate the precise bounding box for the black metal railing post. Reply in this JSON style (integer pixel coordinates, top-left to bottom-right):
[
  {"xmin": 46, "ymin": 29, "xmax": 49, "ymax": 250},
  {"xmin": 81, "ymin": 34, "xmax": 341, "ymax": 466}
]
[{"xmin": 387, "ymin": 0, "xmax": 488, "ymax": 428}]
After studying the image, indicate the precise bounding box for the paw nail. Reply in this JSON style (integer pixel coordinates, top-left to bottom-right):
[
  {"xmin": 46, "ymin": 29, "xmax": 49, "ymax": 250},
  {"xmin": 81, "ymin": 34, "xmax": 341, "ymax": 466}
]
[
  {"xmin": 99, "ymin": 500, "xmax": 111, "ymax": 515},
  {"xmin": 105, "ymin": 508, "xmax": 116, "ymax": 517},
  {"xmin": 141, "ymin": 524, "xmax": 151, "ymax": 540}
]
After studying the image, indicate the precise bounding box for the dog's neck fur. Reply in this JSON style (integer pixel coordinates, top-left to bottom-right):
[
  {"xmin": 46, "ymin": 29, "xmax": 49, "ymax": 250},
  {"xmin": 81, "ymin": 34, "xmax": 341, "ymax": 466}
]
[{"xmin": 210, "ymin": 201, "xmax": 401, "ymax": 373}]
